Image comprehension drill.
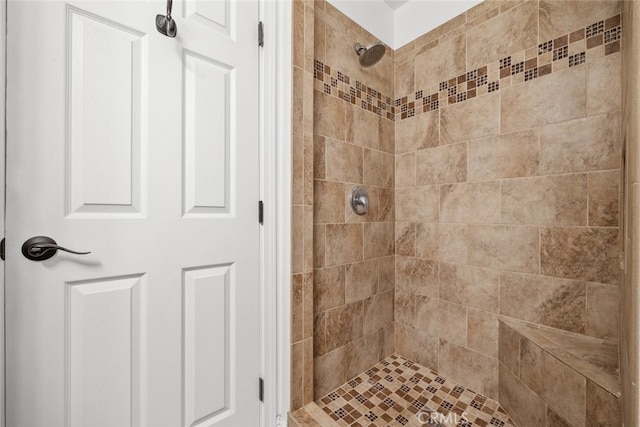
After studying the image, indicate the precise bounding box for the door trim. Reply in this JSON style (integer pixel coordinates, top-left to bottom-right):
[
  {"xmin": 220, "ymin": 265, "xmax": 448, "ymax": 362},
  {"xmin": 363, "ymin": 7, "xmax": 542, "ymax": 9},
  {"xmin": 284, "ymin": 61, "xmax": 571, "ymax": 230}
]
[
  {"xmin": 260, "ymin": 0, "xmax": 292, "ymax": 424},
  {"xmin": 0, "ymin": 0, "xmax": 291, "ymax": 425},
  {"xmin": 0, "ymin": 0, "xmax": 5, "ymax": 424}
]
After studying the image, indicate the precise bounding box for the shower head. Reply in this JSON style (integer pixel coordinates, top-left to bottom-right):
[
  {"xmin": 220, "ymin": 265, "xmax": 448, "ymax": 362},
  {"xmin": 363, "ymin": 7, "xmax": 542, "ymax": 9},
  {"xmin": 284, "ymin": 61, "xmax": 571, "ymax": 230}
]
[{"xmin": 354, "ymin": 42, "xmax": 386, "ymax": 67}]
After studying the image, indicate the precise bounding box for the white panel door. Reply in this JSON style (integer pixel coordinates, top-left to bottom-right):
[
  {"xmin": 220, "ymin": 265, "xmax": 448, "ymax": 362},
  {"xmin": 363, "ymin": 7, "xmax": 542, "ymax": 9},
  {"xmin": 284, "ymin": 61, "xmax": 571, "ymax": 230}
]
[{"xmin": 5, "ymin": 1, "xmax": 261, "ymax": 426}]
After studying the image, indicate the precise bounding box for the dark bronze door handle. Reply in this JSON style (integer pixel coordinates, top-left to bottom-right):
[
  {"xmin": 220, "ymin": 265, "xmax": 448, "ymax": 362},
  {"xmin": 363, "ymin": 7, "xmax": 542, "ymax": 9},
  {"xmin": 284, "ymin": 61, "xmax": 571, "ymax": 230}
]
[{"xmin": 22, "ymin": 236, "xmax": 91, "ymax": 261}]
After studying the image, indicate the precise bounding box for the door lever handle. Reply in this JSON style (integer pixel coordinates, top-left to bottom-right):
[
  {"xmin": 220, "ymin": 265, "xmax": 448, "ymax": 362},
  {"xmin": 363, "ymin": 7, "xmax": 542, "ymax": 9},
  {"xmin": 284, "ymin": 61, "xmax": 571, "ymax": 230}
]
[
  {"xmin": 22, "ymin": 236, "xmax": 91, "ymax": 261},
  {"xmin": 156, "ymin": 0, "xmax": 177, "ymax": 38}
]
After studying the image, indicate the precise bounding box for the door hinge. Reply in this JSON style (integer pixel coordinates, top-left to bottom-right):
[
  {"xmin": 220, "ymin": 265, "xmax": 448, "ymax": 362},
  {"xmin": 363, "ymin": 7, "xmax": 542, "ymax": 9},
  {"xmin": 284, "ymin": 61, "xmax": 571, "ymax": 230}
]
[
  {"xmin": 258, "ymin": 21, "xmax": 264, "ymax": 47},
  {"xmin": 259, "ymin": 377, "xmax": 264, "ymax": 402},
  {"xmin": 258, "ymin": 200, "xmax": 264, "ymax": 225},
  {"xmin": 0, "ymin": 238, "xmax": 5, "ymax": 261}
]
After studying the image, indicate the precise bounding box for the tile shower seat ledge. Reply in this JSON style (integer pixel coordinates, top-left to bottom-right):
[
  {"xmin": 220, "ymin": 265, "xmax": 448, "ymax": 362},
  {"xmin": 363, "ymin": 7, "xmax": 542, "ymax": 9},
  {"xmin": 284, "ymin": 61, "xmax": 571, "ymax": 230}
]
[{"xmin": 500, "ymin": 319, "xmax": 620, "ymax": 397}]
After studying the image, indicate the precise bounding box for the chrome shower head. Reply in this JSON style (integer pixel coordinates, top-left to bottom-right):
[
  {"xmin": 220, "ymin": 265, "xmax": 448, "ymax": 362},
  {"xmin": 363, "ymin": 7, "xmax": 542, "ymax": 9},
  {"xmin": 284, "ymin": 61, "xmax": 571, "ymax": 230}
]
[{"xmin": 354, "ymin": 42, "xmax": 386, "ymax": 67}]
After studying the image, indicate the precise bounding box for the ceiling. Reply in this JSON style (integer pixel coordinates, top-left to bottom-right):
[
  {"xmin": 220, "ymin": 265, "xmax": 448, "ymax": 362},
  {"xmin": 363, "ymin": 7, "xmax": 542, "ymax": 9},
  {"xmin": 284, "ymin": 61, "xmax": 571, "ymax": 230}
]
[
  {"xmin": 328, "ymin": 0, "xmax": 483, "ymax": 49},
  {"xmin": 382, "ymin": 0, "xmax": 410, "ymax": 10}
]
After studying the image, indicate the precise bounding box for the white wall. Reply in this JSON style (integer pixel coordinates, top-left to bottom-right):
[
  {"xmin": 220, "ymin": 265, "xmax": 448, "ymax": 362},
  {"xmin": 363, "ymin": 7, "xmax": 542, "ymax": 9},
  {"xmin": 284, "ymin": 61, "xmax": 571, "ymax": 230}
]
[
  {"xmin": 393, "ymin": 0, "xmax": 481, "ymax": 48},
  {"xmin": 327, "ymin": 0, "xmax": 482, "ymax": 50},
  {"xmin": 326, "ymin": 0, "xmax": 395, "ymax": 46}
]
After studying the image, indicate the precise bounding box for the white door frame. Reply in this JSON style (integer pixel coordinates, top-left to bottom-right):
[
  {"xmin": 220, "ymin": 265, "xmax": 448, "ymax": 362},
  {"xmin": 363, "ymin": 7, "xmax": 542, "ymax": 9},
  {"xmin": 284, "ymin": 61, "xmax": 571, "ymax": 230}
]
[{"xmin": 0, "ymin": 0, "xmax": 292, "ymax": 425}]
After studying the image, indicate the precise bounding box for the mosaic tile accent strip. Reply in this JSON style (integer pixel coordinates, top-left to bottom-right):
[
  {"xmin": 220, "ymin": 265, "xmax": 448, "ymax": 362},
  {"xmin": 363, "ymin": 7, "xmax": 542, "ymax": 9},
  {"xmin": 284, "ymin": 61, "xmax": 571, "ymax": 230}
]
[
  {"xmin": 313, "ymin": 14, "xmax": 621, "ymax": 123},
  {"xmin": 313, "ymin": 60, "xmax": 395, "ymax": 120},
  {"xmin": 316, "ymin": 354, "xmax": 514, "ymax": 427}
]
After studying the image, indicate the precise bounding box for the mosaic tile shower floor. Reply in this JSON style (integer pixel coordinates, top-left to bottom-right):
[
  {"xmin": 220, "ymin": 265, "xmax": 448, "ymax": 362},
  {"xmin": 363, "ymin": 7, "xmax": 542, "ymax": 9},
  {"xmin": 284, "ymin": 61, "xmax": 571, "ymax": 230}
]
[{"xmin": 316, "ymin": 355, "xmax": 515, "ymax": 427}]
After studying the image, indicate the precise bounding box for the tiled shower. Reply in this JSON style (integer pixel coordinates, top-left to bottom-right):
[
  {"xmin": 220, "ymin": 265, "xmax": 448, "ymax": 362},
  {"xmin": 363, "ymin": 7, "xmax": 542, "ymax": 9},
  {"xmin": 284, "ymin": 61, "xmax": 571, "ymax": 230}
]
[{"xmin": 291, "ymin": 0, "xmax": 636, "ymax": 425}]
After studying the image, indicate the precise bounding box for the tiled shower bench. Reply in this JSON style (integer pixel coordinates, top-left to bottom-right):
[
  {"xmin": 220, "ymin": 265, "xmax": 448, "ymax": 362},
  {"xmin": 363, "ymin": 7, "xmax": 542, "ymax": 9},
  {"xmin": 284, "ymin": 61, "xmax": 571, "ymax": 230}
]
[{"xmin": 498, "ymin": 319, "xmax": 620, "ymax": 426}]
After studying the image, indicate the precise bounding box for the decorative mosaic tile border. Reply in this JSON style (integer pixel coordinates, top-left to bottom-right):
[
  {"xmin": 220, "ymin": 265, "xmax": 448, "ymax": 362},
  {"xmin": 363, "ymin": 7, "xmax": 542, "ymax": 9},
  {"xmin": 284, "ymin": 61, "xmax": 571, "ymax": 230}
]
[
  {"xmin": 317, "ymin": 354, "xmax": 514, "ymax": 426},
  {"xmin": 314, "ymin": 60, "xmax": 396, "ymax": 120},
  {"xmin": 313, "ymin": 14, "xmax": 621, "ymax": 123}
]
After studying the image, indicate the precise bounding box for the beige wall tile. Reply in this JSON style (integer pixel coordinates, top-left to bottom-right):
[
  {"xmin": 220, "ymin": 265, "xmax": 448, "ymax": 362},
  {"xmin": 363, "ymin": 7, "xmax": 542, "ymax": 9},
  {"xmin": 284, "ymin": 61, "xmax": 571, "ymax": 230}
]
[
  {"xmin": 313, "ymin": 135, "xmax": 326, "ymax": 180},
  {"xmin": 364, "ymin": 290, "xmax": 394, "ymax": 334},
  {"xmin": 414, "ymin": 222, "xmax": 438, "ymax": 261},
  {"xmin": 314, "ymin": 346, "xmax": 346, "ymax": 399},
  {"xmin": 292, "ymin": 274, "xmax": 304, "ymax": 343},
  {"xmin": 345, "ymin": 259, "xmax": 378, "ymax": 303},
  {"xmin": 303, "ymin": 273, "xmax": 314, "ymax": 339},
  {"xmin": 314, "ymin": 224, "xmax": 325, "ymax": 268},
  {"xmin": 364, "ymin": 222, "xmax": 395, "ymax": 259},
  {"xmin": 291, "ymin": 340, "xmax": 304, "ymax": 410},
  {"xmin": 395, "ymin": 256, "xmax": 438, "ymax": 295},
  {"xmin": 440, "ymin": 181, "xmax": 501, "ymax": 224},
  {"xmin": 588, "ymin": 170, "xmax": 620, "ymax": 227},
  {"xmin": 395, "ymin": 289, "xmax": 416, "ymax": 325},
  {"xmin": 292, "ymin": 0, "xmax": 305, "ymax": 69},
  {"xmin": 346, "ymin": 104, "xmax": 380, "ymax": 150},
  {"xmin": 379, "ymin": 116, "xmax": 394, "ymax": 154},
  {"xmin": 396, "ymin": 185, "xmax": 440, "ymax": 222},
  {"xmin": 499, "ymin": 362, "xmax": 546, "ymax": 427},
  {"xmin": 539, "ymin": 112, "xmax": 621, "ymax": 175},
  {"xmin": 468, "ymin": 225, "xmax": 540, "ymax": 273},
  {"xmin": 292, "ymin": 205, "xmax": 304, "ymax": 274},
  {"xmin": 541, "ymin": 352, "xmax": 587, "ymax": 426},
  {"xmin": 467, "ymin": 308, "xmax": 499, "ymax": 358},
  {"xmin": 304, "ymin": 206, "xmax": 314, "ymax": 272},
  {"xmin": 588, "ymin": 53, "xmax": 622, "ymax": 115},
  {"xmin": 539, "ymin": 0, "xmax": 620, "ymax": 42},
  {"xmin": 395, "ymin": 153, "xmax": 416, "ymax": 188},
  {"xmin": 439, "ymin": 340, "xmax": 498, "ymax": 399},
  {"xmin": 395, "ymin": 322, "xmax": 439, "ymax": 371},
  {"xmin": 439, "ymin": 263, "xmax": 500, "ymax": 313},
  {"xmin": 546, "ymin": 407, "xmax": 572, "ymax": 427},
  {"xmin": 382, "ymin": 322, "xmax": 395, "ymax": 358},
  {"xmin": 415, "ymin": 296, "xmax": 468, "ymax": 347},
  {"xmin": 325, "ymin": 301, "xmax": 364, "ymax": 351},
  {"xmin": 500, "ymin": 272, "xmax": 587, "ymax": 334},
  {"xmin": 303, "ymin": 71, "xmax": 314, "ymax": 138},
  {"xmin": 304, "ymin": 137, "xmax": 314, "ymax": 206},
  {"xmin": 345, "ymin": 329, "xmax": 384, "ymax": 380},
  {"xmin": 416, "ymin": 142, "xmax": 467, "ymax": 185},
  {"xmin": 519, "ymin": 337, "xmax": 545, "ymax": 395},
  {"xmin": 303, "ymin": 338, "xmax": 313, "ymax": 404},
  {"xmin": 413, "ymin": 295, "xmax": 441, "ymax": 337},
  {"xmin": 314, "ymin": 91, "xmax": 345, "ymax": 140},
  {"xmin": 498, "ymin": 322, "xmax": 521, "ymax": 375},
  {"xmin": 292, "ymin": 135, "xmax": 304, "ymax": 205},
  {"xmin": 586, "ymin": 282, "xmax": 620, "ymax": 341},
  {"xmin": 586, "ymin": 380, "xmax": 621, "ymax": 426},
  {"xmin": 501, "ymin": 174, "xmax": 588, "ymax": 226},
  {"xmin": 540, "ymin": 227, "xmax": 619, "ymax": 285},
  {"xmin": 303, "ymin": 2, "xmax": 314, "ymax": 72},
  {"xmin": 416, "ymin": 222, "xmax": 468, "ymax": 264},
  {"xmin": 466, "ymin": 1, "xmax": 538, "ymax": 70},
  {"xmin": 324, "ymin": 138, "xmax": 363, "ymax": 183},
  {"xmin": 468, "ymin": 129, "xmax": 539, "ymax": 181},
  {"xmin": 378, "ymin": 256, "xmax": 395, "ymax": 292},
  {"xmin": 292, "ymin": 67, "xmax": 304, "ymax": 138},
  {"xmin": 314, "ymin": 180, "xmax": 345, "ymax": 224},
  {"xmin": 370, "ymin": 186, "xmax": 395, "ymax": 222},
  {"xmin": 314, "ymin": 2, "xmax": 326, "ymax": 63},
  {"xmin": 395, "ymin": 112, "xmax": 439, "ymax": 154},
  {"xmin": 314, "ymin": 311, "xmax": 327, "ymax": 357},
  {"xmin": 363, "ymin": 149, "xmax": 394, "ymax": 188},
  {"xmin": 501, "ymin": 67, "xmax": 586, "ymax": 134},
  {"xmin": 440, "ymin": 92, "xmax": 500, "ymax": 145},
  {"xmin": 415, "ymin": 35, "xmax": 466, "ymax": 91},
  {"xmin": 325, "ymin": 224, "xmax": 363, "ymax": 266},
  {"xmin": 396, "ymin": 58, "xmax": 415, "ymax": 98},
  {"xmin": 395, "ymin": 222, "xmax": 416, "ymax": 257},
  {"xmin": 314, "ymin": 265, "xmax": 345, "ymax": 312}
]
